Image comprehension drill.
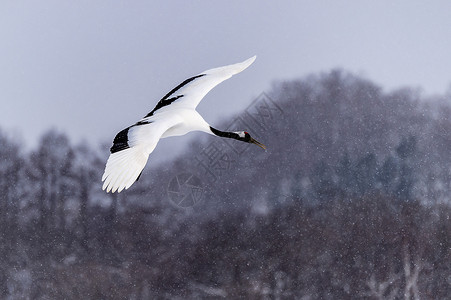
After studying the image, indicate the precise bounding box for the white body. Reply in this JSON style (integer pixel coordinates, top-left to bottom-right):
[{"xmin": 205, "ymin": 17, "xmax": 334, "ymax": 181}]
[{"xmin": 160, "ymin": 109, "xmax": 210, "ymax": 138}]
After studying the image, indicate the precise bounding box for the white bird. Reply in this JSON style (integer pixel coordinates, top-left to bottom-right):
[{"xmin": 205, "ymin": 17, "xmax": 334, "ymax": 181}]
[{"xmin": 101, "ymin": 56, "xmax": 265, "ymax": 193}]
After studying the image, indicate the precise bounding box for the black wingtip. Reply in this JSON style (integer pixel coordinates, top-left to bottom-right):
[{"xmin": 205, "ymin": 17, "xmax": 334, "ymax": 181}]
[
  {"xmin": 135, "ymin": 170, "xmax": 143, "ymax": 182},
  {"xmin": 110, "ymin": 127, "xmax": 130, "ymax": 153},
  {"xmin": 144, "ymin": 74, "xmax": 206, "ymax": 118}
]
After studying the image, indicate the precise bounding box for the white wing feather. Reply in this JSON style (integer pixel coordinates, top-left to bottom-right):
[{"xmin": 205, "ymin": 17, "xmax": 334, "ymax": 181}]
[
  {"xmin": 102, "ymin": 114, "xmax": 182, "ymax": 193},
  {"xmin": 151, "ymin": 56, "xmax": 256, "ymax": 113}
]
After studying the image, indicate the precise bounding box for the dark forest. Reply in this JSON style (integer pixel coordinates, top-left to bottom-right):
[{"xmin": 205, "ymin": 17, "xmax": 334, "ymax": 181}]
[{"xmin": 1, "ymin": 70, "xmax": 450, "ymax": 299}]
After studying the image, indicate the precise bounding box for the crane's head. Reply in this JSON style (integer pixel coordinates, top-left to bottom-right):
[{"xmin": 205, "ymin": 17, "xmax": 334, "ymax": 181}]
[{"xmin": 235, "ymin": 131, "xmax": 266, "ymax": 150}]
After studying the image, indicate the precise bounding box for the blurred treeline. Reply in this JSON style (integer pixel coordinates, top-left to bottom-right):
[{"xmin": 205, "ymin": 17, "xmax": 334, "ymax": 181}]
[{"xmin": 0, "ymin": 70, "xmax": 450, "ymax": 299}]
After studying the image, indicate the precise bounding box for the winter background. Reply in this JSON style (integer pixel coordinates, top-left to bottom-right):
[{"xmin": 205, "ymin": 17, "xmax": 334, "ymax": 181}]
[{"xmin": 1, "ymin": 1, "xmax": 451, "ymax": 299}]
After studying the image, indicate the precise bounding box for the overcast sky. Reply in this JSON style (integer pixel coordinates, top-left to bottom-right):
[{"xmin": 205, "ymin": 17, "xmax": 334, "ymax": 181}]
[{"xmin": 1, "ymin": 1, "xmax": 451, "ymax": 157}]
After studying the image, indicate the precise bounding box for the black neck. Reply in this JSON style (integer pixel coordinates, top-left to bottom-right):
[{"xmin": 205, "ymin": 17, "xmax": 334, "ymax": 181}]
[{"xmin": 210, "ymin": 126, "xmax": 239, "ymax": 140}]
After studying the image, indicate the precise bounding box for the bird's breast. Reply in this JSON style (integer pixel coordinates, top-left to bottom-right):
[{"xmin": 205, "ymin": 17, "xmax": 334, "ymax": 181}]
[{"xmin": 160, "ymin": 109, "xmax": 210, "ymax": 138}]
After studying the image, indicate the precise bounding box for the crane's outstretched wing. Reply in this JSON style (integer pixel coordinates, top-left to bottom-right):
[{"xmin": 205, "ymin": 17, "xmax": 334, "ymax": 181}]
[
  {"xmin": 144, "ymin": 56, "xmax": 256, "ymax": 117},
  {"xmin": 102, "ymin": 114, "xmax": 182, "ymax": 193}
]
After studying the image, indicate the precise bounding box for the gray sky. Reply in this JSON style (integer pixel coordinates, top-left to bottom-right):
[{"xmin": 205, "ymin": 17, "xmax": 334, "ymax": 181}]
[{"xmin": 1, "ymin": 1, "xmax": 451, "ymax": 157}]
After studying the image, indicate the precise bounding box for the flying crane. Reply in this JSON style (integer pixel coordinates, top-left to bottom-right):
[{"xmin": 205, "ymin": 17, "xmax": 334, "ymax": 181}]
[{"xmin": 102, "ymin": 56, "xmax": 265, "ymax": 193}]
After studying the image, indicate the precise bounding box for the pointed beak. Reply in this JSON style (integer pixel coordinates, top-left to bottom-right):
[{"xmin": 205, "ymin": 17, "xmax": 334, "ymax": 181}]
[{"xmin": 250, "ymin": 137, "xmax": 266, "ymax": 150}]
